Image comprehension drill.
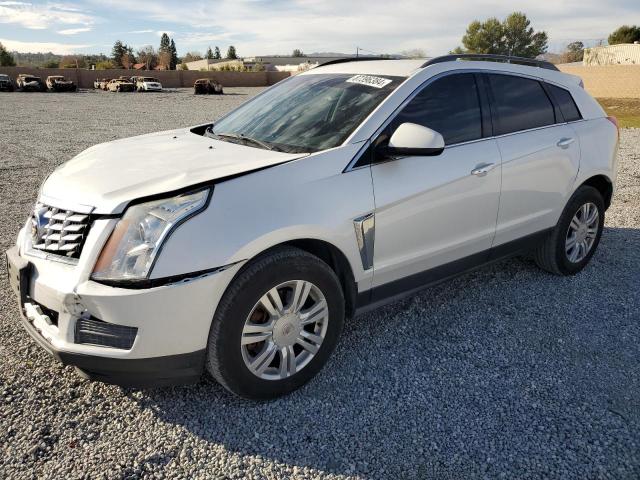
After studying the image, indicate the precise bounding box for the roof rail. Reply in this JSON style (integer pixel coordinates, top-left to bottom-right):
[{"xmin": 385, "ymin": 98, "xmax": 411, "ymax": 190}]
[
  {"xmin": 421, "ymin": 54, "xmax": 559, "ymax": 71},
  {"xmin": 315, "ymin": 57, "xmax": 393, "ymax": 68}
]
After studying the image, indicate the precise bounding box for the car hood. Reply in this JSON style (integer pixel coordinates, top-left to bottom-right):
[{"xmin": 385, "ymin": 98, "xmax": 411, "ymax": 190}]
[{"xmin": 41, "ymin": 128, "xmax": 305, "ymax": 214}]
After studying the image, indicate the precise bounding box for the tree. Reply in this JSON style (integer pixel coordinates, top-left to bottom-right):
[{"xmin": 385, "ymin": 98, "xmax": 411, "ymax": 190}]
[
  {"xmin": 159, "ymin": 33, "xmax": 171, "ymax": 53},
  {"xmin": 214, "ymin": 46, "xmax": 221, "ymax": 59},
  {"xmin": 96, "ymin": 60, "xmax": 114, "ymax": 70},
  {"xmin": 226, "ymin": 45, "xmax": 238, "ymax": 59},
  {"xmin": 206, "ymin": 46, "xmax": 214, "ymax": 59},
  {"xmin": 112, "ymin": 40, "xmax": 128, "ymax": 67},
  {"xmin": 137, "ymin": 46, "xmax": 158, "ymax": 70},
  {"xmin": 608, "ymin": 25, "xmax": 640, "ymax": 45},
  {"xmin": 170, "ymin": 39, "xmax": 178, "ymax": 70},
  {"xmin": 0, "ymin": 42, "xmax": 16, "ymax": 66},
  {"xmin": 564, "ymin": 41, "xmax": 584, "ymax": 63},
  {"xmin": 43, "ymin": 59, "xmax": 59, "ymax": 68},
  {"xmin": 399, "ymin": 48, "xmax": 427, "ymax": 58},
  {"xmin": 454, "ymin": 12, "xmax": 548, "ymax": 58},
  {"xmin": 183, "ymin": 51, "xmax": 203, "ymax": 63},
  {"xmin": 121, "ymin": 52, "xmax": 135, "ymax": 69},
  {"xmin": 292, "ymin": 49, "xmax": 305, "ymax": 57}
]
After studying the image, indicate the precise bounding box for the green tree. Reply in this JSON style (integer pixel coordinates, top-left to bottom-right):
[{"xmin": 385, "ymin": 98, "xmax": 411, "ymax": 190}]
[
  {"xmin": 292, "ymin": 48, "xmax": 305, "ymax": 57},
  {"xmin": 608, "ymin": 25, "xmax": 640, "ymax": 45},
  {"xmin": 206, "ymin": 46, "xmax": 214, "ymax": 59},
  {"xmin": 111, "ymin": 40, "xmax": 128, "ymax": 67},
  {"xmin": 565, "ymin": 41, "xmax": 584, "ymax": 63},
  {"xmin": 170, "ymin": 39, "xmax": 178, "ymax": 69},
  {"xmin": 454, "ymin": 12, "xmax": 548, "ymax": 58},
  {"xmin": 226, "ymin": 45, "xmax": 238, "ymax": 59},
  {"xmin": 0, "ymin": 42, "xmax": 17, "ymax": 66},
  {"xmin": 159, "ymin": 33, "xmax": 171, "ymax": 53},
  {"xmin": 214, "ymin": 46, "xmax": 221, "ymax": 59}
]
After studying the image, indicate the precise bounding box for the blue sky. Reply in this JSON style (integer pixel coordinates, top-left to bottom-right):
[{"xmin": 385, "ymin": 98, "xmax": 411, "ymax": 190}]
[{"xmin": 0, "ymin": 0, "xmax": 639, "ymax": 56}]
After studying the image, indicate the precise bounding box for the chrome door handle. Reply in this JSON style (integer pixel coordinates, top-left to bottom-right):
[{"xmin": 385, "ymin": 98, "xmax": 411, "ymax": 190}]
[
  {"xmin": 557, "ymin": 137, "xmax": 575, "ymax": 149},
  {"xmin": 471, "ymin": 163, "xmax": 496, "ymax": 177}
]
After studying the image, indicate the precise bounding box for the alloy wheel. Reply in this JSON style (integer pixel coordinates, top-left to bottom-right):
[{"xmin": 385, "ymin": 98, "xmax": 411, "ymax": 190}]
[
  {"xmin": 241, "ymin": 280, "xmax": 329, "ymax": 380},
  {"xmin": 565, "ymin": 202, "xmax": 599, "ymax": 263}
]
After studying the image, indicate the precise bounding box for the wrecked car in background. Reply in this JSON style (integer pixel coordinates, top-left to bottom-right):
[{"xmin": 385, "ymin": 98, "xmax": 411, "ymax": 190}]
[
  {"xmin": 46, "ymin": 76, "xmax": 77, "ymax": 92},
  {"xmin": 135, "ymin": 77, "xmax": 163, "ymax": 92},
  {"xmin": 16, "ymin": 74, "xmax": 46, "ymax": 92},
  {"xmin": 194, "ymin": 78, "xmax": 223, "ymax": 95},
  {"xmin": 0, "ymin": 74, "xmax": 14, "ymax": 91},
  {"xmin": 107, "ymin": 78, "xmax": 135, "ymax": 92},
  {"xmin": 99, "ymin": 79, "xmax": 112, "ymax": 90}
]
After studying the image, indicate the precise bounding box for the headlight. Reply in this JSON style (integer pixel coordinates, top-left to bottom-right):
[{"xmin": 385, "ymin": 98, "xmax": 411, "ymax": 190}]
[{"xmin": 91, "ymin": 188, "xmax": 210, "ymax": 283}]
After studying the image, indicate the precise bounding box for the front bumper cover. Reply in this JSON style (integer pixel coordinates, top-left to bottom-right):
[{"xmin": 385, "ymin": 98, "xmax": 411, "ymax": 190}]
[{"xmin": 6, "ymin": 244, "xmax": 226, "ymax": 387}]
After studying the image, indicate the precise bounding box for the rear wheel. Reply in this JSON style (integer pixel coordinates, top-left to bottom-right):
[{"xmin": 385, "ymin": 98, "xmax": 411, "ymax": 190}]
[
  {"xmin": 206, "ymin": 247, "xmax": 345, "ymax": 399},
  {"xmin": 534, "ymin": 186, "xmax": 605, "ymax": 275}
]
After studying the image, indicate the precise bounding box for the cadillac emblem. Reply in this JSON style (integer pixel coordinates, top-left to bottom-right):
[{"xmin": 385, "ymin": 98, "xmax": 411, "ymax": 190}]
[{"xmin": 31, "ymin": 206, "xmax": 48, "ymax": 243}]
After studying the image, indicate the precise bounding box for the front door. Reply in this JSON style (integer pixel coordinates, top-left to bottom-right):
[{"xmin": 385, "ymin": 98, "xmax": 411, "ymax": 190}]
[{"xmin": 370, "ymin": 73, "xmax": 502, "ymax": 294}]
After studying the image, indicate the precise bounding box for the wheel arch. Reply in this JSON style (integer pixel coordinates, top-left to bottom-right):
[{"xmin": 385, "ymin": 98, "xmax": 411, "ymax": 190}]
[
  {"xmin": 236, "ymin": 239, "xmax": 359, "ymax": 320},
  {"xmin": 579, "ymin": 174, "xmax": 613, "ymax": 210}
]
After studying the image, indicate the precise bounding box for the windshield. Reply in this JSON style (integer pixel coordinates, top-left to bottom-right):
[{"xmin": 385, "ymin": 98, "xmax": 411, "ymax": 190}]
[
  {"xmin": 143, "ymin": 77, "xmax": 157, "ymax": 82},
  {"xmin": 211, "ymin": 73, "xmax": 404, "ymax": 153}
]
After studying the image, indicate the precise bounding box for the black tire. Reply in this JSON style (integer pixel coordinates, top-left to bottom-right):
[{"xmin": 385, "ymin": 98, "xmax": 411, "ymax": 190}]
[
  {"xmin": 534, "ymin": 185, "xmax": 605, "ymax": 276},
  {"xmin": 206, "ymin": 246, "xmax": 345, "ymax": 399}
]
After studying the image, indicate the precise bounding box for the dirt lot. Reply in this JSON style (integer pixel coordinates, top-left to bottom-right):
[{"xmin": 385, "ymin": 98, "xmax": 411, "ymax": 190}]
[
  {"xmin": 0, "ymin": 89, "xmax": 639, "ymax": 479},
  {"xmin": 598, "ymin": 98, "xmax": 640, "ymax": 128}
]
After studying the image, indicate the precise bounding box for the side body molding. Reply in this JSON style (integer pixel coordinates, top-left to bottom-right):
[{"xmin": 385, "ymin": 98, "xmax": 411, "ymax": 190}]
[{"xmin": 353, "ymin": 212, "xmax": 375, "ymax": 270}]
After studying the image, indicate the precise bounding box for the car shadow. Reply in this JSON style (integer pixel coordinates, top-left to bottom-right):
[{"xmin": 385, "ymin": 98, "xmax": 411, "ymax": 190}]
[{"xmin": 132, "ymin": 226, "xmax": 640, "ymax": 478}]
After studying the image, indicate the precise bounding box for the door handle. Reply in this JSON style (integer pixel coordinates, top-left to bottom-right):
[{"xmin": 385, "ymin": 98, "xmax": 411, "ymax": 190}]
[
  {"xmin": 557, "ymin": 137, "xmax": 575, "ymax": 149},
  {"xmin": 471, "ymin": 163, "xmax": 496, "ymax": 177}
]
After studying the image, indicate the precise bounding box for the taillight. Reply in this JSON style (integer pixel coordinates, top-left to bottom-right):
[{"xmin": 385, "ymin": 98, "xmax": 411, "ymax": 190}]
[{"xmin": 607, "ymin": 116, "xmax": 620, "ymax": 138}]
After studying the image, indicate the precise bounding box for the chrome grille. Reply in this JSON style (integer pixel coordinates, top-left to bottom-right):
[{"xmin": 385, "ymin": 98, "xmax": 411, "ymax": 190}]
[{"xmin": 30, "ymin": 203, "xmax": 91, "ymax": 259}]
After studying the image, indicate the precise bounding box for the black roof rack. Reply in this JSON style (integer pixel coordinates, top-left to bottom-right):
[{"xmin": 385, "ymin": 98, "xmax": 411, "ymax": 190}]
[
  {"xmin": 421, "ymin": 54, "xmax": 559, "ymax": 71},
  {"xmin": 315, "ymin": 57, "xmax": 393, "ymax": 68}
]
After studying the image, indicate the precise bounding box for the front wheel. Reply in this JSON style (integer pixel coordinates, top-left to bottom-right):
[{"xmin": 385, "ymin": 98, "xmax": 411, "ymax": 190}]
[
  {"xmin": 206, "ymin": 247, "xmax": 345, "ymax": 399},
  {"xmin": 534, "ymin": 185, "xmax": 605, "ymax": 275}
]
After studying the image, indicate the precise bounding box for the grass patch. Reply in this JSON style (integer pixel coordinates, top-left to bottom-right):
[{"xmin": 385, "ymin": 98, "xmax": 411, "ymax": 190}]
[{"xmin": 596, "ymin": 98, "xmax": 640, "ymax": 128}]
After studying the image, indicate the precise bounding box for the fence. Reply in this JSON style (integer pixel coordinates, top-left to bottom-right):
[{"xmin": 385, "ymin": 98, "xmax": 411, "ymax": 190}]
[
  {"xmin": 0, "ymin": 67, "xmax": 290, "ymax": 89},
  {"xmin": 557, "ymin": 64, "xmax": 640, "ymax": 98}
]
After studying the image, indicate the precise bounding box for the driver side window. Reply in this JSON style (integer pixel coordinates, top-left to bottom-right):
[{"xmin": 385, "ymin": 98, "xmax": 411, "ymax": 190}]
[{"xmin": 391, "ymin": 73, "xmax": 483, "ymax": 145}]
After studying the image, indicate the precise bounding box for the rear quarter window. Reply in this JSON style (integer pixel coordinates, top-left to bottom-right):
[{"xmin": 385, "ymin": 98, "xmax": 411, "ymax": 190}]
[
  {"xmin": 546, "ymin": 84, "xmax": 582, "ymax": 122},
  {"xmin": 488, "ymin": 74, "xmax": 555, "ymax": 135}
]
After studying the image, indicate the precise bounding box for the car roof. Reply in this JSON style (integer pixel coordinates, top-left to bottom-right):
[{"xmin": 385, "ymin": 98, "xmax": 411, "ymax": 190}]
[
  {"xmin": 305, "ymin": 57, "xmax": 582, "ymax": 89},
  {"xmin": 303, "ymin": 59, "xmax": 424, "ymax": 77}
]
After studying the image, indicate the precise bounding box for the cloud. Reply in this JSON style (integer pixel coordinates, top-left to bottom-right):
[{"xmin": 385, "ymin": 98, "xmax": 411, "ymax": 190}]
[
  {"xmin": 57, "ymin": 26, "xmax": 91, "ymax": 35},
  {"xmin": 0, "ymin": 36, "xmax": 92, "ymax": 54},
  {"xmin": 92, "ymin": 0, "xmax": 640, "ymax": 55},
  {"xmin": 0, "ymin": 1, "xmax": 95, "ymax": 30},
  {"xmin": 127, "ymin": 29, "xmax": 153, "ymax": 34}
]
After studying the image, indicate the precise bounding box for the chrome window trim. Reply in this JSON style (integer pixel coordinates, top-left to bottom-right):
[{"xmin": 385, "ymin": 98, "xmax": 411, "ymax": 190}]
[{"xmin": 343, "ymin": 68, "xmax": 583, "ymax": 172}]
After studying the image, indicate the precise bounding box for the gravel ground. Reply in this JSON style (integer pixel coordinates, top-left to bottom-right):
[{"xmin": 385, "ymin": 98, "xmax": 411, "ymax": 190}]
[{"xmin": 1, "ymin": 89, "xmax": 639, "ymax": 480}]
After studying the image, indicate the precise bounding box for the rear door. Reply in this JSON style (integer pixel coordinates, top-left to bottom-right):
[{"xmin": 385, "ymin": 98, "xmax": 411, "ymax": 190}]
[
  {"xmin": 370, "ymin": 73, "xmax": 502, "ymax": 291},
  {"xmin": 487, "ymin": 73, "xmax": 580, "ymax": 247}
]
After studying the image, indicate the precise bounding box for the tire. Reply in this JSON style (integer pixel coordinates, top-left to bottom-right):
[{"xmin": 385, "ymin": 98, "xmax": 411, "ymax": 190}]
[
  {"xmin": 534, "ymin": 185, "xmax": 605, "ymax": 276},
  {"xmin": 206, "ymin": 246, "xmax": 345, "ymax": 399}
]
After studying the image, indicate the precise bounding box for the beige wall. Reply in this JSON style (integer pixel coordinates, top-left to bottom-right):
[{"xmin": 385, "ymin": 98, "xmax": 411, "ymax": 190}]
[
  {"xmin": 557, "ymin": 64, "xmax": 640, "ymax": 98},
  {"xmin": 0, "ymin": 67, "xmax": 290, "ymax": 88}
]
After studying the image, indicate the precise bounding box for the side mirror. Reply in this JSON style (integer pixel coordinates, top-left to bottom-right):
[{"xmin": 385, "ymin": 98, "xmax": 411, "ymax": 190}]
[{"xmin": 376, "ymin": 123, "xmax": 445, "ymax": 160}]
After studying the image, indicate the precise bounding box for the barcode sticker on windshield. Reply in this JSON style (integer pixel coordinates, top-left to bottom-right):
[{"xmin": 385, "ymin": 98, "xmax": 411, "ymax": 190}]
[{"xmin": 346, "ymin": 75, "xmax": 392, "ymax": 89}]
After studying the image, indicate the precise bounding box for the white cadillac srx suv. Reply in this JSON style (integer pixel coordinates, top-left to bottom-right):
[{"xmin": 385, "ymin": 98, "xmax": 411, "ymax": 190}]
[{"xmin": 6, "ymin": 55, "xmax": 619, "ymax": 398}]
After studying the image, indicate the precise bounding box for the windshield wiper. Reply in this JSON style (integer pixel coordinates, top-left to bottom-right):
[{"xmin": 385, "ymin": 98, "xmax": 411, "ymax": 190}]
[{"xmin": 212, "ymin": 132, "xmax": 283, "ymax": 152}]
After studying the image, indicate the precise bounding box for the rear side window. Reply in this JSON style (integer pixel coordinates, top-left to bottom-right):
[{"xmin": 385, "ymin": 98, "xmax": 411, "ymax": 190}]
[
  {"xmin": 488, "ymin": 74, "xmax": 555, "ymax": 135},
  {"xmin": 546, "ymin": 84, "xmax": 582, "ymax": 122},
  {"xmin": 392, "ymin": 73, "xmax": 482, "ymax": 145}
]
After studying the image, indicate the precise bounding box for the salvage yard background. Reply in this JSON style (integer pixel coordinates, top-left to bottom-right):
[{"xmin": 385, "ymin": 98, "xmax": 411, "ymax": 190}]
[
  {"xmin": 0, "ymin": 66, "xmax": 289, "ymax": 88},
  {"xmin": 0, "ymin": 89, "xmax": 639, "ymax": 479}
]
